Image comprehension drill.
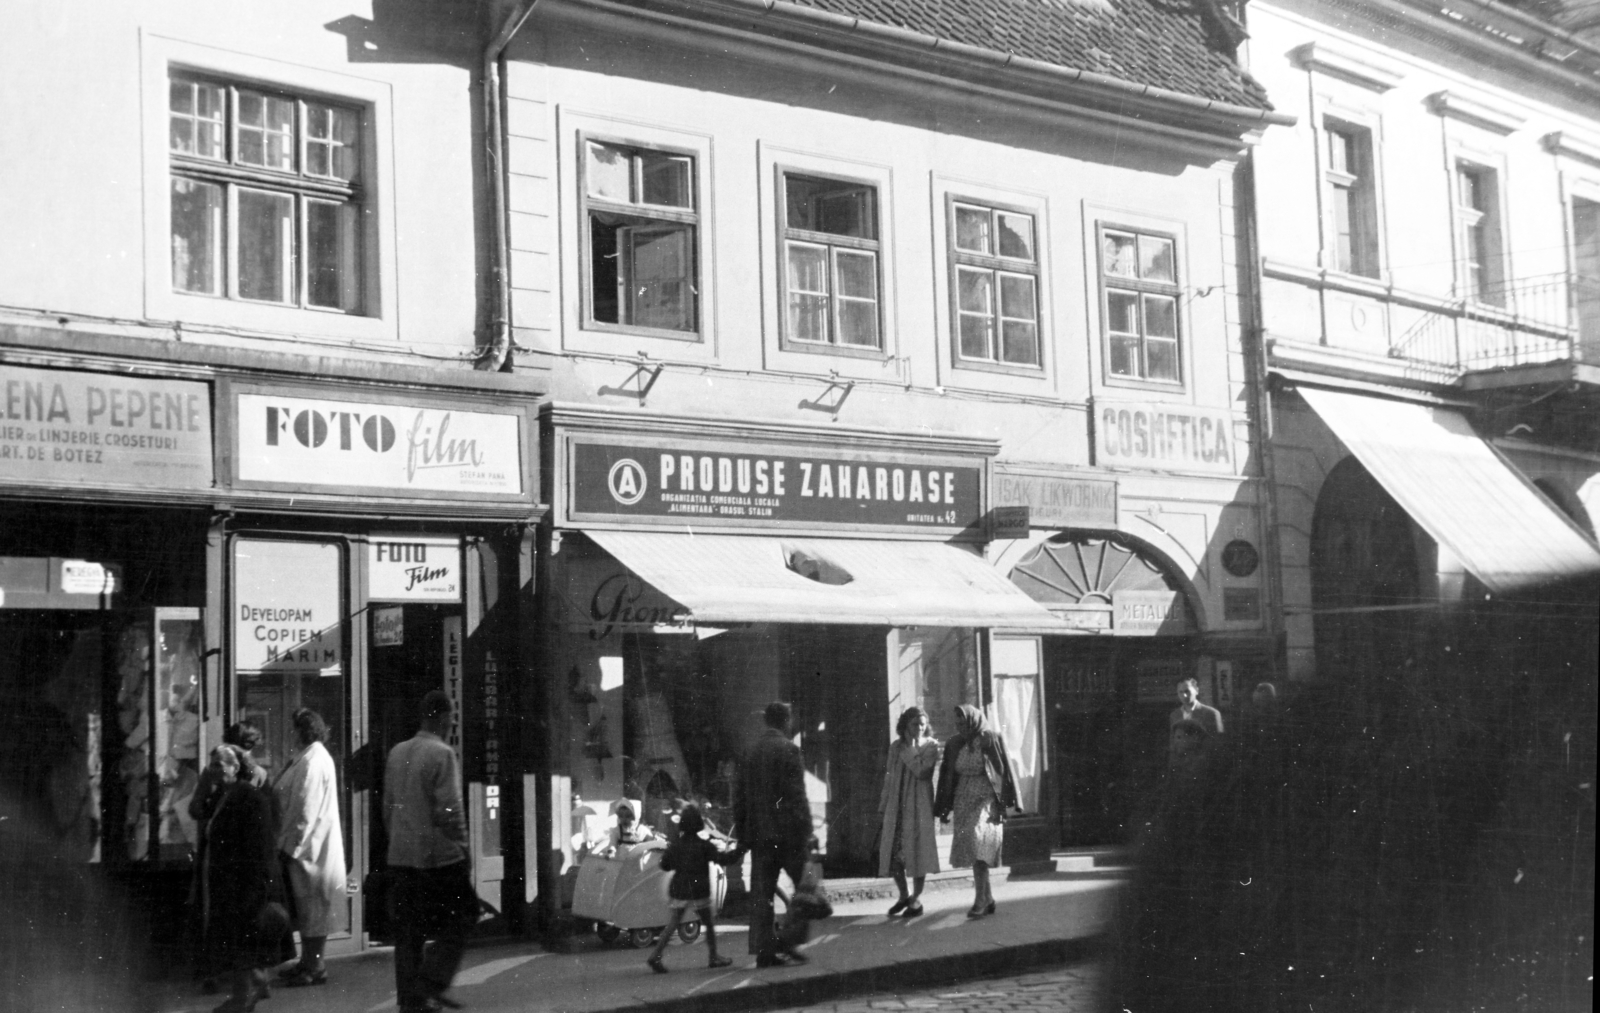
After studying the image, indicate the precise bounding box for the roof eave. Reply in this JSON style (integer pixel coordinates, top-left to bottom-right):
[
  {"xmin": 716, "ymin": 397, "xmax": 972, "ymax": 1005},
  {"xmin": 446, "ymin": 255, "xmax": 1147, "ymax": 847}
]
[{"xmin": 626, "ymin": 0, "xmax": 1296, "ymax": 132}]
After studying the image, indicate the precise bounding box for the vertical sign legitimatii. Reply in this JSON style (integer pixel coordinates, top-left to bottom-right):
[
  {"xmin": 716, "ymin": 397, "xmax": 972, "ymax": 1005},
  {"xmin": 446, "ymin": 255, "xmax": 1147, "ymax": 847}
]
[{"xmin": 442, "ymin": 616, "xmax": 464, "ymax": 764}]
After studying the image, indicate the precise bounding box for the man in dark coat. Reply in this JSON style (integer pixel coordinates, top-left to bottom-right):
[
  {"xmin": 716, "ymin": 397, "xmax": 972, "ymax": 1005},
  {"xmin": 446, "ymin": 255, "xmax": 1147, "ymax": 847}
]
[{"xmin": 733, "ymin": 701, "xmax": 812, "ymax": 967}]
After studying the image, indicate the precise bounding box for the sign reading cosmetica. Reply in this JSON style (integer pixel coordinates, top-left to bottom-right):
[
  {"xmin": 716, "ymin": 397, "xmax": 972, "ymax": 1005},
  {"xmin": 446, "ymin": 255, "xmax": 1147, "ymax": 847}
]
[
  {"xmin": 234, "ymin": 392, "xmax": 523, "ymax": 496},
  {"xmin": 1095, "ymin": 400, "xmax": 1237, "ymax": 475},
  {"xmin": 567, "ymin": 434, "xmax": 985, "ymax": 534},
  {"xmin": 0, "ymin": 363, "xmax": 212, "ymax": 490}
]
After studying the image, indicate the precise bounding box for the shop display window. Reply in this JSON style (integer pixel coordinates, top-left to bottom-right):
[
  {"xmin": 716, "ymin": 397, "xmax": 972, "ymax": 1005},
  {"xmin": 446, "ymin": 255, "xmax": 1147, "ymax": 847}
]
[{"xmin": 990, "ymin": 636, "xmax": 1043, "ymax": 814}]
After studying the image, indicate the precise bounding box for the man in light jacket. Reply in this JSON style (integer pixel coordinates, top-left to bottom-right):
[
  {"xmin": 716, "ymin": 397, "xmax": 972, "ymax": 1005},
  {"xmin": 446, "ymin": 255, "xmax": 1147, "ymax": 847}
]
[{"xmin": 384, "ymin": 691, "xmax": 471, "ymax": 1013}]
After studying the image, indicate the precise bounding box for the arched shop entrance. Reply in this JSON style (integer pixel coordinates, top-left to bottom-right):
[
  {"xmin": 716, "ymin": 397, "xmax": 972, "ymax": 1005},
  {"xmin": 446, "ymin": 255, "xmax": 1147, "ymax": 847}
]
[
  {"xmin": 1008, "ymin": 532, "xmax": 1204, "ymax": 848},
  {"xmin": 1310, "ymin": 456, "xmax": 1423, "ymax": 705}
]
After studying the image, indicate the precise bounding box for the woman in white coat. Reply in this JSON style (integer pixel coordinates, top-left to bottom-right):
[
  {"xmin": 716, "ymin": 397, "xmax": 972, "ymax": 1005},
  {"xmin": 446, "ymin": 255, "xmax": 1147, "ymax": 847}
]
[{"xmin": 273, "ymin": 707, "xmax": 346, "ymax": 987}]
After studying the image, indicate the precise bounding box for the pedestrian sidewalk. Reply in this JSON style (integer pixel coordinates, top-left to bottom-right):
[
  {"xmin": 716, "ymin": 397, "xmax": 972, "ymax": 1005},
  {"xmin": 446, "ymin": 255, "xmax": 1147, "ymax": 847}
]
[{"xmin": 147, "ymin": 871, "xmax": 1121, "ymax": 1013}]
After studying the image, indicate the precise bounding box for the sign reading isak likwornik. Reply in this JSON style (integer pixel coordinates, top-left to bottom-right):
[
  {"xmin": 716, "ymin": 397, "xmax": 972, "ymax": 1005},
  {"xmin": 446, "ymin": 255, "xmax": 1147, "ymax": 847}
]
[{"xmin": 567, "ymin": 436, "xmax": 985, "ymax": 534}]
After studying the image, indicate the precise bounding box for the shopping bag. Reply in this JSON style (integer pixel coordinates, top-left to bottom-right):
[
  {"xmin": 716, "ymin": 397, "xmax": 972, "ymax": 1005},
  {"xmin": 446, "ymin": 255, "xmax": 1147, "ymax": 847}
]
[{"xmin": 789, "ymin": 848, "xmax": 833, "ymax": 920}]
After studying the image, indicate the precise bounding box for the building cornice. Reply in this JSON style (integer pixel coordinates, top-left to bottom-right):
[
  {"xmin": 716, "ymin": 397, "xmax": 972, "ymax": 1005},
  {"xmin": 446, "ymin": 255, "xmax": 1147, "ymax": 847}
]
[
  {"xmin": 1292, "ymin": 40, "xmax": 1405, "ymax": 90},
  {"xmin": 551, "ymin": 0, "xmax": 1293, "ymax": 143}
]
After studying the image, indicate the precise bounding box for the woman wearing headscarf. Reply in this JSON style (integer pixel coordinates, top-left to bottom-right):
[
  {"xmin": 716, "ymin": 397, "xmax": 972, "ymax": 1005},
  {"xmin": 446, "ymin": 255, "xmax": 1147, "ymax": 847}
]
[
  {"xmin": 272, "ymin": 708, "xmax": 346, "ymax": 987},
  {"xmin": 878, "ymin": 706, "xmax": 941, "ymax": 917},
  {"xmin": 933, "ymin": 704, "xmax": 1018, "ymax": 919},
  {"xmin": 199, "ymin": 744, "xmax": 287, "ymax": 1013}
]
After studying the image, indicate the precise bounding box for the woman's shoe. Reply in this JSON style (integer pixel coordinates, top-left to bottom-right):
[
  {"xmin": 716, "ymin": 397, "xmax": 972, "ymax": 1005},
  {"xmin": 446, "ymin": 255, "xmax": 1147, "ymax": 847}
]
[
  {"xmin": 985, "ymin": 900, "xmax": 996, "ymax": 916},
  {"xmin": 283, "ymin": 966, "xmax": 328, "ymax": 987},
  {"xmin": 886, "ymin": 897, "xmax": 910, "ymax": 917},
  {"xmin": 647, "ymin": 955, "xmax": 668, "ymax": 974},
  {"xmin": 966, "ymin": 906, "xmax": 985, "ymax": 919},
  {"xmin": 901, "ymin": 901, "xmax": 923, "ymax": 918},
  {"xmin": 707, "ymin": 955, "xmax": 733, "ymax": 969}
]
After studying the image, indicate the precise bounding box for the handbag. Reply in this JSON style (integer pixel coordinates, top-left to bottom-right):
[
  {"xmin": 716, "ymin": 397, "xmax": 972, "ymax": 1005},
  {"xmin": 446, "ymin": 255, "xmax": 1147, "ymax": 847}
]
[{"xmin": 789, "ymin": 846, "xmax": 833, "ymax": 920}]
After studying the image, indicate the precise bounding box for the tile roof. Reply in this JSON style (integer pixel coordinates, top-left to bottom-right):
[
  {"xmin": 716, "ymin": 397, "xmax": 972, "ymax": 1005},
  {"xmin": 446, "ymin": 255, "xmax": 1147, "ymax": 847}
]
[{"xmin": 777, "ymin": 0, "xmax": 1273, "ymax": 110}]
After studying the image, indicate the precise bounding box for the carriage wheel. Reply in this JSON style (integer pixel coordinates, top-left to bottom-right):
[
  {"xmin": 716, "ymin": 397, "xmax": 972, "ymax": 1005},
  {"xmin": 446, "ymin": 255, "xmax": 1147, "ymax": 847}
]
[
  {"xmin": 596, "ymin": 923, "xmax": 621, "ymax": 944},
  {"xmin": 628, "ymin": 927, "xmax": 659, "ymax": 948},
  {"xmin": 677, "ymin": 920, "xmax": 702, "ymax": 944}
]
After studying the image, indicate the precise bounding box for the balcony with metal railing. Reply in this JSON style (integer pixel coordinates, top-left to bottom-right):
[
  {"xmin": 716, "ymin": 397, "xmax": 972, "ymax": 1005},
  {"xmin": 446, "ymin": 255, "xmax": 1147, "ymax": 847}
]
[{"xmin": 1388, "ymin": 270, "xmax": 1600, "ymax": 380}]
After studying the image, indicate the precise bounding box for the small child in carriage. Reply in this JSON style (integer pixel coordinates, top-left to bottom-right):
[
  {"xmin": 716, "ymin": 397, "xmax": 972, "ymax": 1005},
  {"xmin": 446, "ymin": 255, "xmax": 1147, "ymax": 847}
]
[{"xmin": 646, "ymin": 803, "xmax": 742, "ymax": 972}]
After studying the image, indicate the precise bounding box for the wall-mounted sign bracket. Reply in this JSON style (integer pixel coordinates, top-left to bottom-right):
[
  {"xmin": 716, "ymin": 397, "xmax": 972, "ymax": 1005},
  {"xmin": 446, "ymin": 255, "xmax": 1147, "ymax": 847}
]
[
  {"xmin": 597, "ymin": 353, "xmax": 665, "ymax": 406},
  {"xmin": 799, "ymin": 372, "xmax": 855, "ymax": 417}
]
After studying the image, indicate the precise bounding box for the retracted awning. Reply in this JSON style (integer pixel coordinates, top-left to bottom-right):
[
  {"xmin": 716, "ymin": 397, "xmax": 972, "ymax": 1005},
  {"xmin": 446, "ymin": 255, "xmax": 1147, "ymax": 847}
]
[
  {"xmin": 584, "ymin": 529, "xmax": 1068, "ymax": 628},
  {"xmin": 1298, "ymin": 386, "xmax": 1600, "ymax": 594}
]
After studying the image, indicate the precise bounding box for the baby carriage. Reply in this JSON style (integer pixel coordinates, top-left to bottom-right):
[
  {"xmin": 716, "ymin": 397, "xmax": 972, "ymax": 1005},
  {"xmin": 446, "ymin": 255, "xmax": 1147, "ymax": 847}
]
[{"xmin": 571, "ymin": 838, "xmax": 730, "ymax": 947}]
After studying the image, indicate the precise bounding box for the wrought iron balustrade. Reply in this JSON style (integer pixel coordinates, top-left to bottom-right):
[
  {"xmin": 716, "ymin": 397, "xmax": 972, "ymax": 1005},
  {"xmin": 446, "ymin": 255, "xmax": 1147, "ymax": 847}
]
[{"xmin": 1388, "ymin": 271, "xmax": 1599, "ymax": 377}]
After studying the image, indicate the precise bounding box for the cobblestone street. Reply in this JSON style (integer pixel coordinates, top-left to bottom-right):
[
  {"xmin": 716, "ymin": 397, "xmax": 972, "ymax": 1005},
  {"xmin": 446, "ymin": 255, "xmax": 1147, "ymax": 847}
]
[{"xmin": 769, "ymin": 962, "xmax": 1104, "ymax": 1013}]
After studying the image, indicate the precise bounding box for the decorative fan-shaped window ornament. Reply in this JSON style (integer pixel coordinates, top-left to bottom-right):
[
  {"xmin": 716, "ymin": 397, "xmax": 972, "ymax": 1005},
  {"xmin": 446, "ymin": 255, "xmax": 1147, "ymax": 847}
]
[{"xmin": 1010, "ymin": 534, "xmax": 1191, "ymax": 634}]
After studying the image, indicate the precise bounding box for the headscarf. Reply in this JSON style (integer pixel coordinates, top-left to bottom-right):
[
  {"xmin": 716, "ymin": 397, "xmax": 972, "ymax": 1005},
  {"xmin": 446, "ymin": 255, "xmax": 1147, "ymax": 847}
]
[{"xmin": 955, "ymin": 704, "xmax": 988, "ymax": 738}]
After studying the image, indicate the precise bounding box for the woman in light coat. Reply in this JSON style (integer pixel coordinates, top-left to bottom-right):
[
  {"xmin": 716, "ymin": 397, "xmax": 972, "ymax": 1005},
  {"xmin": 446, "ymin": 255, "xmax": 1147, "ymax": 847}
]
[
  {"xmin": 272, "ymin": 708, "xmax": 346, "ymax": 987},
  {"xmin": 877, "ymin": 706, "xmax": 941, "ymax": 917}
]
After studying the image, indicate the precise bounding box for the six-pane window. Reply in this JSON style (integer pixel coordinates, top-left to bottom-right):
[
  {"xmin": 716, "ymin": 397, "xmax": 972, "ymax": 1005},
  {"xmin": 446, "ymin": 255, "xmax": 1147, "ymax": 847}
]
[
  {"xmin": 950, "ymin": 200, "xmax": 1040, "ymax": 367},
  {"xmin": 1100, "ymin": 227, "xmax": 1181, "ymax": 383},
  {"xmin": 1324, "ymin": 122, "xmax": 1380, "ymax": 278},
  {"xmin": 583, "ymin": 140, "xmax": 699, "ymax": 334},
  {"xmin": 782, "ymin": 174, "xmax": 881, "ymax": 349},
  {"xmin": 168, "ymin": 74, "xmax": 362, "ymax": 312},
  {"xmin": 1455, "ymin": 162, "xmax": 1504, "ymax": 306}
]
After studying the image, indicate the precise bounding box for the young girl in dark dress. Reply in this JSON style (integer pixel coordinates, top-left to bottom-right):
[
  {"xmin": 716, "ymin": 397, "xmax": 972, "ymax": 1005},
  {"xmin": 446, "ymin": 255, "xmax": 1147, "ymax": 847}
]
[{"xmin": 646, "ymin": 804, "xmax": 740, "ymax": 972}]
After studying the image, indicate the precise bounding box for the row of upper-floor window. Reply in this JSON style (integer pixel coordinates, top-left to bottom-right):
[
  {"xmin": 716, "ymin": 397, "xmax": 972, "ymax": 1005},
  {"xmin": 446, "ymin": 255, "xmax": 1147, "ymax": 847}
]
[
  {"xmin": 1318, "ymin": 117, "xmax": 1600, "ymax": 314},
  {"xmin": 164, "ymin": 71, "xmax": 1190, "ymax": 386}
]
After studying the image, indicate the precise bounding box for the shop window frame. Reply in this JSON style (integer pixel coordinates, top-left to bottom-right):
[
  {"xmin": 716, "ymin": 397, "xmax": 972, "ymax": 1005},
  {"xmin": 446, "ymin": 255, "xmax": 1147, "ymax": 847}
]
[
  {"xmin": 576, "ymin": 130, "xmax": 704, "ymax": 342},
  {"xmin": 945, "ymin": 194, "xmax": 1045, "ymax": 375},
  {"xmin": 1095, "ymin": 221, "xmax": 1186, "ymax": 389},
  {"xmin": 776, "ymin": 165, "xmax": 887, "ymax": 358}
]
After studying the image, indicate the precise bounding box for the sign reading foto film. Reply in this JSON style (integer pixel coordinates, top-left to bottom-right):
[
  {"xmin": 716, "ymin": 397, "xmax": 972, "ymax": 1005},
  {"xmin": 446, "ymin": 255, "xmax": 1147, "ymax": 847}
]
[
  {"xmin": 567, "ymin": 435, "xmax": 985, "ymax": 535},
  {"xmin": 234, "ymin": 539, "xmax": 343, "ymax": 676},
  {"xmin": 1096, "ymin": 401, "xmax": 1236, "ymax": 475},
  {"xmin": 368, "ymin": 536, "xmax": 462, "ymax": 602},
  {"xmin": 0, "ymin": 363, "xmax": 212, "ymax": 490},
  {"xmin": 235, "ymin": 392, "xmax": 523, "ymax": 496}
]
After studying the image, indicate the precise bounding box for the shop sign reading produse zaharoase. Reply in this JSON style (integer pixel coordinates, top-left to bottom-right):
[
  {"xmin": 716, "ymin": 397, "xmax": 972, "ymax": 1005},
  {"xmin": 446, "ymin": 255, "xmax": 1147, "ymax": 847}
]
[
  {"xmin": 368, "ymin": 536, "xmax": 462, "ymax": 602},
  {"xmin": 1096, "ymin": 401, "xmax": 1236, "ymax": 475},
  {"xmin": 0, "ymin": 363, "xmax": 213, "ymax": 490},
  {"xmin": 567, "ymin": 436, "xmax": 985, "ymax": 534},
  {"xmin": 234, "ymin": 539, "xmax": 343, "ymax": 676},
  {"xmin": 234, "ymin": 392, "xmax": 523, "ymax": 496}
]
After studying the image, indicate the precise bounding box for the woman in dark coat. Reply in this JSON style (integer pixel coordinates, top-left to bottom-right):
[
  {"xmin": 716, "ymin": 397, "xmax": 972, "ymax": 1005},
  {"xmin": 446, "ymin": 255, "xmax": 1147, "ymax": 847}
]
[
  {"xmin": 933, "ymin": 705, "xmax": 1018, "ymax": 919},
  {"xmin": 200, "ymin": 744, "xmax": 288, "ymax": 1013}
]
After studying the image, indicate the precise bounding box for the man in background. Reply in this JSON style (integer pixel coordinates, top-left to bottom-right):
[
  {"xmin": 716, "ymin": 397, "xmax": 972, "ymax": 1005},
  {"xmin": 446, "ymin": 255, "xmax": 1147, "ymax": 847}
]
[
  {"xmin": 734, "ymin": 701, "xmax": 812, "ymax": 968},
  {"xmin": 385, "ymin": 690, "xmax": 472, "ymax": 1013}
]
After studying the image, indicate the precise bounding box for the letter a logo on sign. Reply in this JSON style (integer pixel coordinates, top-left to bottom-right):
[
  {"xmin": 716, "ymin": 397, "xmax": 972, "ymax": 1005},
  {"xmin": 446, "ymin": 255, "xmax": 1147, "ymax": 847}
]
[{"xmin": 608, "ymin": 458, "xmax": 647, "ymax": 505}]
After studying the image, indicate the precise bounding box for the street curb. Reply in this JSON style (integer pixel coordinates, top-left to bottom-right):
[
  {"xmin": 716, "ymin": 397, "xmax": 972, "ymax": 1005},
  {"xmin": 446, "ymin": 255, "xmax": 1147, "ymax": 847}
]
[{"xmin": 596, "ymin": 934, "xmax": 1103, "ymax": 1013}]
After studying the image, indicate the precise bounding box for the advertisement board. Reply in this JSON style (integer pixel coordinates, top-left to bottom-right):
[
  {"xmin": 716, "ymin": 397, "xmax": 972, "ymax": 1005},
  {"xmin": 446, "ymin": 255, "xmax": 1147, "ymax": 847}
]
[
  {"xmin": 233, "ymin": 539, "xmax": 343, "ymax": 676},
  {"xmin": 0, "ymin": 363, "xmax": 212, "ymax": 490}
]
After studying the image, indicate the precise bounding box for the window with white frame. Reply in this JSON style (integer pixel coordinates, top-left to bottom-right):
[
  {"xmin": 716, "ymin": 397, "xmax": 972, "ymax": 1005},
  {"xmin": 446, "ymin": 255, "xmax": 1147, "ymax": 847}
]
[
  {"xmin": 1455, "ymin": 162, "xmax": 1504, "ymax": 306},
  {"xmin": 950, "ymin": 200, "xmax": 1041, "ymax": 367},
  {"xmin": 168, "ymin": 73, "xmax": 363, "ymax": 312},
  {"xmin": 1099, "ymin": 226, "xmax": 1182, "ymax": 384},
  {"xmin": 782, "ymin": 173, "xmax": 881, "ymax": 350},
  {"xmin": 1574, "ymin": 197, "xmax": 1600, "ymax": 352},
  {"xmin": 582, "ymin": 139, "xmax": 699, "ymax": 335},
  {"xmin": 1323, "ymin": 121, "xmax": 1380, "ymax": 278}
]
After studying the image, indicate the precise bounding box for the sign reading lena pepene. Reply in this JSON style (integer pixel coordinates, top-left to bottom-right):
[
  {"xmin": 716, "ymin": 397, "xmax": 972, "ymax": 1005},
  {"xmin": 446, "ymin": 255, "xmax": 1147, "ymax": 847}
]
[{"xmin": 0, "ymin": 363, "xmax": 212, "ymax": 490}]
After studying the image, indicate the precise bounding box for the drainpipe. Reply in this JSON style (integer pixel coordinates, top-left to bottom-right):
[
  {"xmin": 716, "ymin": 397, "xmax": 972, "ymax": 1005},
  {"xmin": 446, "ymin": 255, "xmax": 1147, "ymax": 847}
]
[
  {"xmin": 1236, "ymin": 146, "xmax": 1289, "ymax": 687},
  {"xmin": 478, "ymin": 1, "xmax": 540, "ymax": 372}
]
